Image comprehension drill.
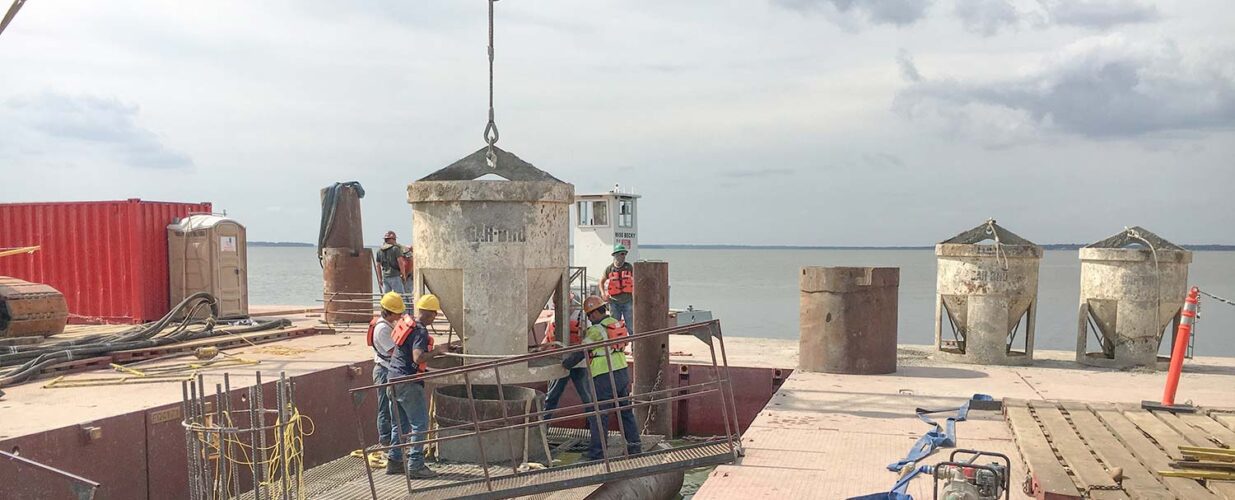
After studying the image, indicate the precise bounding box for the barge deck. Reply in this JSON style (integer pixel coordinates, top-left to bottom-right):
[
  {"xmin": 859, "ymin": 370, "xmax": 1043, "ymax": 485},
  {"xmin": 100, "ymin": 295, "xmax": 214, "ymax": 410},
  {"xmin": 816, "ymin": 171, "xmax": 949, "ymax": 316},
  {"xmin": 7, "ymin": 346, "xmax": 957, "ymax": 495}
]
[
  {"xmin": 688, "ymin": 343, "xmax": 1235, "ymax": 499},
  {"xmin": 4, "ymin": 310, "xmax": 1235, "ymax": 499}
]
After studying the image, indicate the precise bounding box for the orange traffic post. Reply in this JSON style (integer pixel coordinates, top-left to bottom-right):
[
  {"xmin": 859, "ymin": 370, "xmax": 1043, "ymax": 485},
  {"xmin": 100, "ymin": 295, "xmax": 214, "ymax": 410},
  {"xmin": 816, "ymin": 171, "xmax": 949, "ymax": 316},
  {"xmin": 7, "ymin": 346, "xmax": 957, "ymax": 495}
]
[{"xmin": 1161, "ymin": 287, "xmax": 1200, "ymax": 406}]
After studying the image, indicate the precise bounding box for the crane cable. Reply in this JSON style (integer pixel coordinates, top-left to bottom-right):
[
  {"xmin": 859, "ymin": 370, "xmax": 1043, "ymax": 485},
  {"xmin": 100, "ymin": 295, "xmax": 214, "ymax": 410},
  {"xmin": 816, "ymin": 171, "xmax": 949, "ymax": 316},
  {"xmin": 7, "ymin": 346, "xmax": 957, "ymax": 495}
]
[
  {"xmin": 0, "ymin": 0, "xmax": 26, "ymax": 38},
  {"xmin": 483, "ymin": 0, "xmax": 500, "ymax": 169}
]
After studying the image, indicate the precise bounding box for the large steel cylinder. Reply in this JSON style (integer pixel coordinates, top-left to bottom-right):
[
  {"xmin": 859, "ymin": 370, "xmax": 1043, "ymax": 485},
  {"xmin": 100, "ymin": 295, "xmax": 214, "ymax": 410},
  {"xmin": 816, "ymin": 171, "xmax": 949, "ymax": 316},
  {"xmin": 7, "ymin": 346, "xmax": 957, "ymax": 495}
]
[
  {"xmin": 799, "ymin": 267, "xmax": 899, "ymax": 374},
  {"xmin": 934, "ymin": 221, "xmax": 1041, "ymax": 366},
  {"xmin": 318, "ymin": 182, "xmax": 365, "ymax": 252},
  {"xmin": 586, "ymin": 465, "xmax": 685, "ymax": 499},
  {"xmin": 432, "ymin": 384, "xmax": 549, "ymax": 464},
  {"xmin": 322, "ymin": 248, "xmax": 373, "ymax": 324},
  {"xmin": 409, "ymin": 146, "xmax": 572, "ymax": 384},
  {"xmin": 1077, "ymin": 227, "xmax": 1192, "ymax": 369}
]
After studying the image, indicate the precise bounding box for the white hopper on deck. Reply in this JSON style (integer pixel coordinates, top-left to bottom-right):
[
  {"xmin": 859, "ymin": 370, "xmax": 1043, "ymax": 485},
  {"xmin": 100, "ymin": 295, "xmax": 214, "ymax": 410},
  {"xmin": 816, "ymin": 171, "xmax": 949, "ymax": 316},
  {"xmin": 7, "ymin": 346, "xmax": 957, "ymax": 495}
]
[
  {"xmin": 935, "ymin": 220, "xmax": 1041, "ymax": 366},
  {"xmin": 1077, "ymin": 226, "xmax": 1192, "ymax": 369}
]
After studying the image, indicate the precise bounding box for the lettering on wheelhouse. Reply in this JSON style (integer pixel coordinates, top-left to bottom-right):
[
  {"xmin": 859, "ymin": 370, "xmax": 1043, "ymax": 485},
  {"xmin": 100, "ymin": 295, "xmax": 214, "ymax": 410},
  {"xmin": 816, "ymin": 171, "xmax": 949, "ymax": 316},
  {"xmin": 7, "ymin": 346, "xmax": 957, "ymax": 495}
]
[{"xmin": 469, "ymin": 224, "xmax": 527, "ymax": 243}]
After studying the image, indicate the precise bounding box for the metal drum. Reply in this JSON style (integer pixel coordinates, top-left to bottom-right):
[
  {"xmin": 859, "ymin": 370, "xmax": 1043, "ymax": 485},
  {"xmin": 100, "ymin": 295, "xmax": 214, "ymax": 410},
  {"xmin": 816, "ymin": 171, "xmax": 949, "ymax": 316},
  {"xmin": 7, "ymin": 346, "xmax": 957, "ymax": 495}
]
[{"xmin": 432, "ymin": 384, "xmax": 549, "ymax": 464}]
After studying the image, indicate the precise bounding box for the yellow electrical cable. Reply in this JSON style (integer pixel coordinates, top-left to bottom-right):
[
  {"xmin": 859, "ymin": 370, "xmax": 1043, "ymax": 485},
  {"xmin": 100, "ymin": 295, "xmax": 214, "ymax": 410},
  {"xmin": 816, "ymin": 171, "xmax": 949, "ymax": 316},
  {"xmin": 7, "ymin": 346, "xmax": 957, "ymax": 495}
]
[{"xmin": 191, "ymin": 408, "xmax": 314, "ymax": 499}]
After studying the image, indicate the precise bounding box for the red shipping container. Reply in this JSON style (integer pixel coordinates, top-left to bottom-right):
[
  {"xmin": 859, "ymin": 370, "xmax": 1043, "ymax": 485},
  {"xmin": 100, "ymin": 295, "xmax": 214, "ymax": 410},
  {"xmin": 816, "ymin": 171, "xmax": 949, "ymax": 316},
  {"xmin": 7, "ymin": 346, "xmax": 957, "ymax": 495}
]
[{"xmin": 0, "ymin": 199, "xmax": 213, "ymax": 323}]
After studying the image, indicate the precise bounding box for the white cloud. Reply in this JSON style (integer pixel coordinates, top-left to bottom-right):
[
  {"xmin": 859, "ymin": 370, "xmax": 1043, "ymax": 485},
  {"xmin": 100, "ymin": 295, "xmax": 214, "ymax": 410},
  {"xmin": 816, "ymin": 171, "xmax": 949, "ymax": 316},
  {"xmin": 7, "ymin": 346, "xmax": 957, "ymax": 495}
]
[
  {"xmin": 1038, "ymin": 0, "xmax": 1160, "ymax": 29},
  {"xmin": 1, "ymin": 1, "xmax": 1233, "ymax": 245},
  {"xmin": 0, "ymin": 92, "xmax": 192, "ymax": 169},
  {"xmin": 950, "ymin": 0, "xmax": 1161, "ymax": 37},
  {"xmin": 772, "ymin": 0, "xmax": 934, "ymax": 27},
  {"xmin": 894, "ymin": 34, "xmax": 1235, "ymax": 145},
  {"xmin": 954, "ymin": 0, "xmax": 1022, "ymax": 35}
]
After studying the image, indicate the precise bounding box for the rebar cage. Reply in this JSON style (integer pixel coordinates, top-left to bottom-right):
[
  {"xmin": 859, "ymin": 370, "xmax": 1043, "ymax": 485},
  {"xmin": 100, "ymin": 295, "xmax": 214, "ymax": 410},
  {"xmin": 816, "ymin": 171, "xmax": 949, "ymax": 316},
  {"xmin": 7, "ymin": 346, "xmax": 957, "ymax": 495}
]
[
  {"xmin": 348, "ymin": 319, "xmax": 742, "ymax": 499},
  {"xmin": 181, "ymin": 372, "xmax": 309, "ymax": 500}
]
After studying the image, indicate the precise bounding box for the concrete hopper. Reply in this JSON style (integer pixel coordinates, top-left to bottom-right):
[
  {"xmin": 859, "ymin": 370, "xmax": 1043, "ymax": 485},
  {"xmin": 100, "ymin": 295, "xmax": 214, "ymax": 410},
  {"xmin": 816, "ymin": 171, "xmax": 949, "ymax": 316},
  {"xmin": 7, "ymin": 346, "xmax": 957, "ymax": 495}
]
[
  {"xmin": 409, "ymin": 146, "xmax": 572, "ymax": 384},
  {"xmin": 1077, "ymin": 227, "xmax": 1192, "ymax": 369},
  {"xmin": 935, "ymin": 220, "xmax": 1041, "ymax": 365}
]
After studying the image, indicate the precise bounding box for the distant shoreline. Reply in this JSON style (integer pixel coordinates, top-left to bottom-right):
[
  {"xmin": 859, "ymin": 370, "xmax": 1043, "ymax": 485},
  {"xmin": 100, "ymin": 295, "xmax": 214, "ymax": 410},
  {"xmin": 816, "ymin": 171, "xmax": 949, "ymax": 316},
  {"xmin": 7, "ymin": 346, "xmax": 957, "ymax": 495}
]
[
  {"xmin": 250, "ymin": 241, "xmax": 315, "ymax": 248},
  {"xmin": 250, "ymin": 241, "xmax": 1235, "ymax": 251},
  {"xmin": 642, "ymin": 244, "xmax": 1235, "ymax": 251}
]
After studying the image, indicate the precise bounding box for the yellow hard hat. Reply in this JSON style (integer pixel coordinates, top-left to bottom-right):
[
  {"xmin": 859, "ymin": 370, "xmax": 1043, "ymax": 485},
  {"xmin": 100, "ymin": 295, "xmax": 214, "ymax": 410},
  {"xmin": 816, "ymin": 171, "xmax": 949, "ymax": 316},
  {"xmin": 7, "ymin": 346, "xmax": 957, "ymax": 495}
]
[
  {"xmin": 380, "ymin": 292, "xmax": 405, "ymax": 314},
  {"xmin": 415, "ymin": 294, "xmax": 441, "ymax": 313}
]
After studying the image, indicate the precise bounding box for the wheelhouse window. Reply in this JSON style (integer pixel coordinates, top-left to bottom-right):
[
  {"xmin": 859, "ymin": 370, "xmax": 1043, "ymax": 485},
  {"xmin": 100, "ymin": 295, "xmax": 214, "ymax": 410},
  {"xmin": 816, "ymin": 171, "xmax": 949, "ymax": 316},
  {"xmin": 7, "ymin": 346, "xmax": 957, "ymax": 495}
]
[
  {"xmin": 578, "ymin": 200, "xmax": 609, "ymax": 227},
  {"xmin": 618, "ymin": 199, "xmax": 634, "ymax": 228}
]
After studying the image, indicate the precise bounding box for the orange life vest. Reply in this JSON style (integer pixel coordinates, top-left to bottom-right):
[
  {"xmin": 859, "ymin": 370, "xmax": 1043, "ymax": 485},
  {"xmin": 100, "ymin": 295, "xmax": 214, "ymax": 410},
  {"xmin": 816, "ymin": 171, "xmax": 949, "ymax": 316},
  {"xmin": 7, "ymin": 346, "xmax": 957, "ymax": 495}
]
[
  {"xmin": 391, "ymin": 315, "xmax": 434, "ymax": 372},
  {"xmin": 604, "ymin": 319, "xmax": 630, "ymax": 351},
  {"xmin": 366, "ymin": 317, "xmax": 379, "ymax": 346},
  {"xmin": 545, "ymin": 318, "xmax": 582, "ymax": 345},
  {"xmin": 606, "ymin": 267, "xmax": 634, "ymax": 296}
]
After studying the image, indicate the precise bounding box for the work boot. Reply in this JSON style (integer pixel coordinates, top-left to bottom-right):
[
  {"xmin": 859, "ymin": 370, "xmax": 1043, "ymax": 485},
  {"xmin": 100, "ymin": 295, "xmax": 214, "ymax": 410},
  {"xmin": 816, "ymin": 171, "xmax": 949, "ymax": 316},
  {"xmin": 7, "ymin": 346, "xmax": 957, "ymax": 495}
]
[
  {"xmin": 385, "ymin": 459, "xmax": 405, "ymax": 475},
  {"xmin": 409, "ymin": 465, "xmax": 439, "ymax": 479}
]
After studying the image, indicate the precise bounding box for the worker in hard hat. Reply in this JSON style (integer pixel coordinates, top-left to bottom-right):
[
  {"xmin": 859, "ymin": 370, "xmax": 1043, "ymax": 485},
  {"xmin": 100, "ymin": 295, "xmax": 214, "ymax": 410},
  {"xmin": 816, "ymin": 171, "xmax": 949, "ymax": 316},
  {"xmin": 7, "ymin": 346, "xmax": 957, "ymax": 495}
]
[
  {"xmin": 386, "ymin": 293, "xmax": 448, "ymax": 477},
  {"xmin": 370, "ymin": 292, "xmax": 413, "ymax": 455},
  {"xmin": 600, "ymin": 244, "xmax": 635, "ymax": 332},
  {"xmin": 541, "ymin": 306, "xmax": 597, "ymax": 427},
  {"xmin": 376, "ymin": 231, "xmax": 411, "ymax": 295},
  {"xmin": 561, "ymin": 296, "xmax": 641, "ymax": 461}
]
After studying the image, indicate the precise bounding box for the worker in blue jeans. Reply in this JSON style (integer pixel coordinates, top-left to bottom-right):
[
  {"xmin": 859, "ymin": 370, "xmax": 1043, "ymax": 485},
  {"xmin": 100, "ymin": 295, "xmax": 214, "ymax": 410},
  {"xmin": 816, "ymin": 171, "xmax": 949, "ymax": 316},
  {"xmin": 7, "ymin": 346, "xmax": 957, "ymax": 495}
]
[
  {"xmin": 562, "ymin": 296, "xmax": 640, "ymax": 461},
  {"xmin": 371, "ymin": 293, "xmax": 411, "ymax": 448},
  {"xmin": 541, "ymin": 308, "xmax": 595, "ymax": 423},
  {"xmin": 601, "ymin": 244, "xmax": 635, "ymax": 331},
  {"xmin": 386, "ymin": 293, "xmax": 448, "ymax": 478}
]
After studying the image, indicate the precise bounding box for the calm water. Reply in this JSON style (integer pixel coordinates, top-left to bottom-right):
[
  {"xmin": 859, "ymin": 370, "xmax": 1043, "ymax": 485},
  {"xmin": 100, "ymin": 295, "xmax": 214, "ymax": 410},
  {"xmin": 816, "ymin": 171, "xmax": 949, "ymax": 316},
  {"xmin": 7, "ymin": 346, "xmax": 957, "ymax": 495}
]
[{"xmin": 248, "ymin": 247, "xmax": 1235, "ymax": 356}]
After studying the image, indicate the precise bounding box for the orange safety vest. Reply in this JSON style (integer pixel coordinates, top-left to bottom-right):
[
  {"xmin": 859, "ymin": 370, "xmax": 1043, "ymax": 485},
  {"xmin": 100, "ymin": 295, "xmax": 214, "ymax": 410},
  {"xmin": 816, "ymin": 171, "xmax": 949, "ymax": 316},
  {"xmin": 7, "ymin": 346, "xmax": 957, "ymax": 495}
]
[
  {"xmin": 606, "ymin": 267, "xmax": 634, "ymax": 296},
  {"xmin": 545, "ymin": 318, "xmax": 582, "ymax": 345},
  {"xmin": 604, "ymin": 319, "xmax": 630, "ymax": 351},
  {"xmin": 392, "ymin": 315, "xmax": 434, "ymax": 372},
  {"xmin": 366, "ymin": 317, "xmax": 379, "ymax": 347}
]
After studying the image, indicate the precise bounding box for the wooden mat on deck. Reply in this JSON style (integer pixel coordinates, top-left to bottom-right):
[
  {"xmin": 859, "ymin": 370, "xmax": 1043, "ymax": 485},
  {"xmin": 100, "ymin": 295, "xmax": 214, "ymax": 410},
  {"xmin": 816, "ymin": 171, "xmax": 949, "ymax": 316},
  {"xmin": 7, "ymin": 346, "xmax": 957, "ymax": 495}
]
[{"xmin": 1005, "ymin": 399, "xmax": 1235, "ymax": 499}]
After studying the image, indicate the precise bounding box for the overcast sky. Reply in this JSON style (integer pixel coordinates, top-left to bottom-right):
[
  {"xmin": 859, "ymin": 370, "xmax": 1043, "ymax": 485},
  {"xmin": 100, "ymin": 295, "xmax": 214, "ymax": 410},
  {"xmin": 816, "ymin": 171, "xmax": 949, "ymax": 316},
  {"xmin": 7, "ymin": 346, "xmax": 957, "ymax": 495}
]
[{"xmin": 1, "ymin": 0, "xmax": 1232, "ymax": 246}]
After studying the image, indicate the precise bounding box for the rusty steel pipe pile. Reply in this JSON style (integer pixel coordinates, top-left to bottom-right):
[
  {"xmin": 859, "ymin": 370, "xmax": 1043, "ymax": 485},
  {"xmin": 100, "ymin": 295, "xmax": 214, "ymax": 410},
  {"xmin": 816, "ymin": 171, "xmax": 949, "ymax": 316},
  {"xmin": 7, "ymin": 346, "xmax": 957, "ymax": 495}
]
[{"xmin": 318, "ymin": 182, "xmax": 373, "ymax": 324}]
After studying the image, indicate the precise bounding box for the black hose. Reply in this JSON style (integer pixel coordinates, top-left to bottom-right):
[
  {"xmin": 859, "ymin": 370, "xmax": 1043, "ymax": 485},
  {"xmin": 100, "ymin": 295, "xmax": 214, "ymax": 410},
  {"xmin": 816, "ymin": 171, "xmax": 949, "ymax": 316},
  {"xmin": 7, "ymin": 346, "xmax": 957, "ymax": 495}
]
[
  {"xmin": 0, "ymin": 317, "xmax": 290, "ymax": 387},
  {"xmin": 0, "ymin": 293, "xmax": 288, "ymax": 388},
  {"xmin": 0, "ymin": 293, "xmax": 218, "ymax": 365}
]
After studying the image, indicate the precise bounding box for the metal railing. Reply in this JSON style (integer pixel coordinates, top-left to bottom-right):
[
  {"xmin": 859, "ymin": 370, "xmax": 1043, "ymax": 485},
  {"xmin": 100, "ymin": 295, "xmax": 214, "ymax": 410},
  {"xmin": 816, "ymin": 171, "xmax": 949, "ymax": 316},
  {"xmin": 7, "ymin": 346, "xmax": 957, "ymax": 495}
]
[
  {"xmin": 0, "ymin": 449, "xmax": 100, "ymax": 500},
  {"xmin": 347, "ymin": 319, "xmax": 741, "ymax": 498}
]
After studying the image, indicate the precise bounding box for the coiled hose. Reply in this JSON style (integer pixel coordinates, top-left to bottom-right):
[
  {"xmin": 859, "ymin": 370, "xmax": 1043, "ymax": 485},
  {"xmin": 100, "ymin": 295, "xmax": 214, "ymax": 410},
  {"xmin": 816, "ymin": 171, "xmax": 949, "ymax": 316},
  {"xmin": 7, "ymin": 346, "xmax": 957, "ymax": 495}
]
[{"xmin": 0, "ymin": 292, "xmax": 290, "ymax": 388}]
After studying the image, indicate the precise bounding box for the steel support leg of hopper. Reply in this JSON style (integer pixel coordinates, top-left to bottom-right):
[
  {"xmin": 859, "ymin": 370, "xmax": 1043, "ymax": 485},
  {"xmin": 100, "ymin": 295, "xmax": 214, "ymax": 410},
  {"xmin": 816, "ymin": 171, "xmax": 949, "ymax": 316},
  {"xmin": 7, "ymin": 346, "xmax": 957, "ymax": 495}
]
[{"xmin": 632, "ymin": 260, "xmax": 673, "ymax": 438}]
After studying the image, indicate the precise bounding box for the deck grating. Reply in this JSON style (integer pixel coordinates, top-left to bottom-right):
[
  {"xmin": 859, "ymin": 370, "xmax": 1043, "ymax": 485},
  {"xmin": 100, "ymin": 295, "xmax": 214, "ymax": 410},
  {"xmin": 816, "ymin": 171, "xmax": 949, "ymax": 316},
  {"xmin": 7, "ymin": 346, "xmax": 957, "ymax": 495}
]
[
  {"xmin": 286, "ymin": 429, "xmax": 733, "ymax": 500},
  {"xmin": 1006, "ymin": 399, "xmax": 1235, "ymax": 499}
]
